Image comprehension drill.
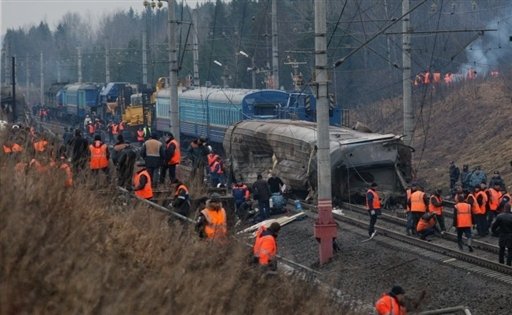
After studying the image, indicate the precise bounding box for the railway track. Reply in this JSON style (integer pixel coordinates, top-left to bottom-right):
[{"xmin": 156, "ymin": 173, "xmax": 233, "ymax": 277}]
[{"xmin": 299, "ymin": 201, "xmax": 512, "ymax": 285}]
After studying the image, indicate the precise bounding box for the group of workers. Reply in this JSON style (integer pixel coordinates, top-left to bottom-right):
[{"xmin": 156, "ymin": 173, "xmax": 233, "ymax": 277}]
[
  {"xmin": 2, "ymin": 122, "xmax": 282, "ymax": 272},
  {"xmin": 367, "ymin": 175, "xmax": 512, "ymax": 267},
  {"xmin": 413, "ymin": 67, "xmax": 498, "ymax": 88}
]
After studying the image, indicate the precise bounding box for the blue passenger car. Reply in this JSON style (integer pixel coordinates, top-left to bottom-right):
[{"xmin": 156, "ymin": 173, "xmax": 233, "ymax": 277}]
[
  {"xmin": 155, "ymin": 87, "xmax": 340, "ymax": 144},
  {"xmin": 62, "ymin": 83, "xmax": 101, "ymax": 121}
]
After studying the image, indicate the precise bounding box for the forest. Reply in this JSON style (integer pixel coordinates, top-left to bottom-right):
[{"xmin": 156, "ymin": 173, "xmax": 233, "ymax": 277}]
[{"xmin": 1, "ymin": 0, "xmax": 511, "ymax": 107}]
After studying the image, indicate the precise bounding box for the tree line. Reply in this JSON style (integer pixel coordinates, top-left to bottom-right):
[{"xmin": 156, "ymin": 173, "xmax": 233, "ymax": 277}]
[{"xmin": 1, "ymin": 0, "xmax": 508, "ymax": 107}]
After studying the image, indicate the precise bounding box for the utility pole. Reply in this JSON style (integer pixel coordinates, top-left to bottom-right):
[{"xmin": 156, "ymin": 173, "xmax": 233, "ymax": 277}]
[
  {"xmin": 168, "ymin": 0, "xmax": 180, "ymax": 142},
  {"xmin": 313, "ymin": 0, "xmax": 337, "ymax": 265},
  {"xmin": 402, "ymin": 0, "xmax": 413, "ymax": 146},
  {"xmin": 383, "ymin": 0, "xmax": 394, "ymax": 70},
  {"xmin": 40, "ymin": 52, "xmax": 44, "ymax": 106},
  {"xmin": 25, "ymin": 55, "xmax": 30, "ymax": 106},
  {"xmin": 77, "ymin": 47, "xmax": 82, "ymax": 83},
  {"xmin": 142, "ymin": 31, "xmax": 148, "ymax": 88},
  {"xmin": 271, "ymin": 0, "xmax": 279, "ymax": 89},
  {"xmin": 3, "ymin": 48, "xmax": 8, "ymax": 85},
  {"xmin": 192, "ymin": 9, "xmax": 200, "ymax": 87},
  {"xmin": 57, "ymin": 60, "xmax": 61, "ymax": 83},
  {"xmin": 251, "ymin": 56, "xmax": 256, "ymax": 89},
  {"xmin": 105, "ymin": 43, "xmax": 111, "ymax": 83},
  {"xmin": 11, "ymin": 56, "xmax": 17, "ymax": 122}
]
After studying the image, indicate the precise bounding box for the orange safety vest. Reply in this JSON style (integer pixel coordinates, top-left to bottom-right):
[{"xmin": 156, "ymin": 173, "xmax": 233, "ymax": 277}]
[
  {"xmin": 33, "ymin": 140, "xmax": 48, "ymax": 153},
  {"xmin": 455, "ymin": 202, "xmax": 472, "ymax": 228},
  {"xmin": 423, "ymin": 72, "xmax": 431, "ymax": 84},
  {"xmin": 433, "ymin": 72, "xmax": 441, "ymax": 83},
  {"xmin": 417, "ymin": 217, "xmax": 435, "ymax": 232},
  {"xmin": 254, "ymin": 234, "xmax": 277, "ymax": 265},
  {"xmin": 207, "ymin": 153, "xmax": 218, "ymax": 166},
  {"xmin": 167, "ymin": 139, "xmax": 181, "ymax": 165},
  {"xmin": 428, "ymin": 195, "xmax": 443, "ymax": 215},
  {"xmin": 174, "ymin": 184, "xmax": 189, "ymax": 197},
  {"xmin": 200, "ymin": 208, "xmax": 227, "ymax": 239},
  {"xmin": 488, "ymin": 188, "xmax": 501, "ymax": 211},
  {"xmin": 468, "ymin": 193, "xmax": 485, "ymax": 215},
  {"xmin": 133, "ymin": 170, "xmax": 153, "ymax": 199},
  {"xmin": 366, "ymin": 189, "xmax": 381, "ymax": 210},
  {"xmin": 112, "ymin": 124, "xmax": 119, "ymax": 135},
  {"xmin": 3, "ymin": 143, "xmax": 23, "ymax": 154},
  {"xmin": 375, "ymin": 294, "xmax": 406, "ymax": 315},
  {"xmin": 89, "ymin": 142, "xmax": 109, "ymax": 169},
  {"xmin": 253, "ymin": 226, "xmax": 267, "ymax": 256},
  {"xmin": 210, "ymin": 160, "xmax": 223, "ymax": 174},
  {"xmin": 59, "ymin": 163, "xmax": 73, "ymax": 187},
  {"xmin": 87, "ymin": 124, "xmax": 95, "ymax": 135},
  {"xmin": 410, "ymin": 191, "xmax": 427, "ymax": 213},
  {"xmin": 119, "ymin": 121, "xmax": 125, "ymax": 131},
  {"xmin": 136, "ymin": 130, "xmax": 145, "ymax": 142}
]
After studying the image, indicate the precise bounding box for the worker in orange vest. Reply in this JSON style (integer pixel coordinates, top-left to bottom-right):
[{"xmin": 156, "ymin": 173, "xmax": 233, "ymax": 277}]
[
  {"xmin": 416, "ymin": 212, "xmax": 440, "ymax": 241},
  {"xmin": 404, "ymin": 183, "xmax": 415, "ymax": 235},
  {"xmin": 366, "ymin": 182, "xmax": 381, "ymax": 239},
  {"xmin": 408, "ymin": 185, "xmax": 429, "ymax": 234},
  {"xmin": 131, "ymin": 160, "xmax": 153, "ymax": 200},
  {"xmin": 375, "ymin": 285, "xmax": 407, "ymax": 315},
  {"xmin": 487, "ymin": 182, "xmax": 502, "ymax": 233},
  {"xmin": 253, "ymin": 222, "xmax": 281, "ymax": 271},
  {"xmin": 32, "ymin": 134, "xmax": 48, "ymax": 154},
  {"xmin": 88, "ymin": 134, "xmax": 110, "ymax": 183},
  {"xmin": 429, "ymin": 188, "xmax": 446, "ymax": 233},
  {"xmin": 136, "ymin": 128, "xmax": 145, "ymax": 143},
  {"xmin": 209, "ymin": 155, "xmax": 225, "ymax": 187},
  {"xmin": 87, "ymin": 122, "xmax": 95, "ymax": 138},
  {"xmin": 196, "ymin": 193, "xmax": 227, "ymax": 240},
  {"xmin": 2, "ymin": 140, "xmax": 23, "ymax": 156},
  {"xmin": 160, "ymin": 133, "xmax": 180, "ymax": 185},
  {"xmin": 453, "ymin": 195, "xmax": 474, "ymax": 252},
  {"xmin": 467, "ymin": 184, "xmax": 488, "ymax": 237},
  {"xmin": 55, "ymin": 152, "xmax": 73, "ymax": 187}
]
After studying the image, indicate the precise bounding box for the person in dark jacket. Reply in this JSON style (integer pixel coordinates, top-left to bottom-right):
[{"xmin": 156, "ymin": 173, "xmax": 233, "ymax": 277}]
[
  {"xmin": 188, "ymin": 137, "xmax": 210, "ymax": 182},
  {"xmin": 140, "ymin": 132, "xmax": 164, "ymax": 187},
  {"xmin": 69, "ymin": 129, "xmax": 89, "ymax": 175},
  {"xmin": 489, "ymin": 171, "xmax": 506, "ymax": 191},
  {"xmin": 252, "ymin": 174, "xmax": 271, "ymax": 222},
  {"xmin": 169, "ymin": 178, "xmax": 191, "ymax": 217},
  {"xmin": 116, "ymin": 139, "xmax": 137, "ymax": 188},
  {"xmin": 491, "ymin": 204, "xmax": 512, "ymax": 266},
  {"xmin": 449, "ymin": 161, "xmax": 460, "ymax": 192}
]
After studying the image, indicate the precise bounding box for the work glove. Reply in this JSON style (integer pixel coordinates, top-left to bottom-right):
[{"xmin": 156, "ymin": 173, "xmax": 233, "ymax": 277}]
[{"xmin": 370, "ymin": 210, "xmax": 376, "ymax": 215}]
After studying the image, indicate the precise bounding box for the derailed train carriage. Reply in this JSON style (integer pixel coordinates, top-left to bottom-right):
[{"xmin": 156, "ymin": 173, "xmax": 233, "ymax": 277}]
[{"xmin": 223, "ymin": 120, "xmax": 412, "ymax": 204}]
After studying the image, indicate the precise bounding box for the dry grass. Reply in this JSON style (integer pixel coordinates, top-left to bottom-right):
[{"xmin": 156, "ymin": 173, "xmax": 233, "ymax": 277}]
[
  {"xmin": 352, "ymin": 78, "xmax": 512, "ymax": 191},
  {"xmin": 0, "ymin": 144, "xmax": 358, "ymax": 314}
]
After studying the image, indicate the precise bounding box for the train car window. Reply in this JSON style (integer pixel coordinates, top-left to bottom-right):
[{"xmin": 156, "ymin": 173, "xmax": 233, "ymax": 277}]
[{"xmin": 253, "ymin": 103, "xmax": 277, "ymax": 117}]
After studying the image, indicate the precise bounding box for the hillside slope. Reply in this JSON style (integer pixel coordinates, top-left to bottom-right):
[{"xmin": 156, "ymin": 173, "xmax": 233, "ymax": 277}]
[{"xmin": 351, "ymin": 77, "xmax": 512, "ymax": 191}]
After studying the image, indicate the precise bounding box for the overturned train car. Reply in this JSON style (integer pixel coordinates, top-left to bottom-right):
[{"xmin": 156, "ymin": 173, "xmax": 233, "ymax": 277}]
[{"xmin": 223, "ymin": 120, "xmax": 412, "ymax": 205}]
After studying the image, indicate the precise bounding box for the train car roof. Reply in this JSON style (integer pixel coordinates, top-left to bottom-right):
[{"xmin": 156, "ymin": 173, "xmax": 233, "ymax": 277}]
[
  {"xmin": 64, "ymin": 83, "xmax": 100, "ymax": 91},
  {"xmin": 231, "ymin": 120, "xmax": 398, "ymax": 145},
  {"xmin": 157, "ymin": 86, "xmax": 288, "ymax": 104}
]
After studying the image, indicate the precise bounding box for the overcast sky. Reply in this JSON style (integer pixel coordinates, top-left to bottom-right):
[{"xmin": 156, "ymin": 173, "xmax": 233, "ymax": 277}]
[{"xmin": 1, "ymin": 0, "xmax": 208, "ymax": 36}]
